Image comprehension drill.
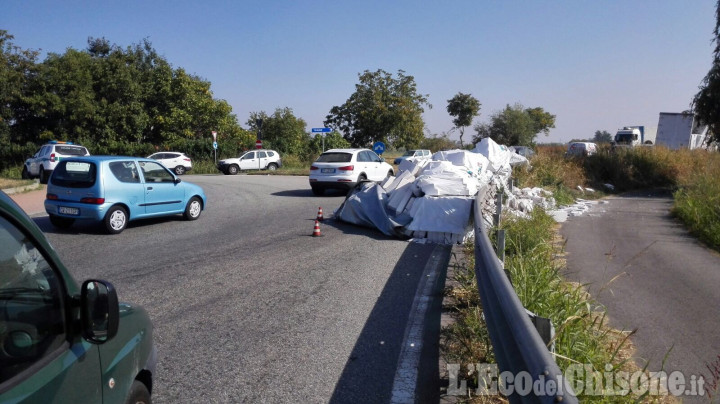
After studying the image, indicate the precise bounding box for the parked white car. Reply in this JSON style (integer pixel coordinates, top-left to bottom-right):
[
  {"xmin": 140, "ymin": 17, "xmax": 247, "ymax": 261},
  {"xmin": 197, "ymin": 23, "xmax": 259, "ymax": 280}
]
[
  {"xmin": 309, "ymin": 148, "xmax": 394, "ymax": 195},
  {"xmin": 147, "ymin": 151, "xmax": 193, "ymax": 175},
  {"xmin": 22, "ymin": 141, "xmax": 90, "ymax": 184},
  {"xmin": 393, "ymin": 149, "xmax": 432, "ymax": 165},
  {"xmin": 217, "ymin": 149, "xmax": 282, "ymax": 175}
]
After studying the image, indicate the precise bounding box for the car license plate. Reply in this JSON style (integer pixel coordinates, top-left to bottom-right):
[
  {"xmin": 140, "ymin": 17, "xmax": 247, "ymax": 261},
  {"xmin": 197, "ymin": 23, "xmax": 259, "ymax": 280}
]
[
  {"xmin": 58, "ymin": 206, "xmax": 79, "ymax": 216},
  {"xmin": 321, "ymin": 168, "xmax": 335, "ymax": 173}
]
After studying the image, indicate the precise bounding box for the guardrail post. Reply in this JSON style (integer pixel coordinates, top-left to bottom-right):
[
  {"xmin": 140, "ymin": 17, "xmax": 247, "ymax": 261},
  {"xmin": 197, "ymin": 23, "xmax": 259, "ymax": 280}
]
[
  {"xmin": 493, "ymin": 190, "xmax": 503, "ymax": 227},
  {"xmin": 496, "ymin": 229, "xmax": 505, "ymax": 263},
  {"xmin": 473, "ymin": 185, "xmax": 578, "ymax": 403}
]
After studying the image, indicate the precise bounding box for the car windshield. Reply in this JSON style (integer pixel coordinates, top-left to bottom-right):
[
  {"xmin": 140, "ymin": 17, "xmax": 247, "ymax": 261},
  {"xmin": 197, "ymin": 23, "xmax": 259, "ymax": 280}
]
[
  {"xmin": 55, "ymin": 146, "xmax": 87, "ymax": 155},
  {"xmin": 51, "ymin": 161, "xmax": 97, "ymax": 188},
  {"xmin": 316, "ymin": 152, "xmax": 352, "ymax": 163},
  {"xmin": 402, "ymin": 150, "xmax": 416, "ymax": 156}
]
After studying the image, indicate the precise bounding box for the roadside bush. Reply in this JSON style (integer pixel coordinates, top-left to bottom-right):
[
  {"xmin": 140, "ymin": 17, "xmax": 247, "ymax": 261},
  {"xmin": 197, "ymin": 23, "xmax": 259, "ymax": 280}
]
[
  {"xmin": 672, "ymin": 157, "xmax": 720, "ymax": 250},
  {"xmin": 515, "ymin": 146, "xmax": 587, "ymax": 189},
  {"xmin": 582, "ymin": 147, "xmax": 682, "ymax": 191}
]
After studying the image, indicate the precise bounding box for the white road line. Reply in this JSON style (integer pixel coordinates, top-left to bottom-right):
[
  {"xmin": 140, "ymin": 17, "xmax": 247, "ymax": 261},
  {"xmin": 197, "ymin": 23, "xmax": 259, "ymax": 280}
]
[{"xmin": 390, "ymin": 243, "xmax": 444, "ymax": 404}]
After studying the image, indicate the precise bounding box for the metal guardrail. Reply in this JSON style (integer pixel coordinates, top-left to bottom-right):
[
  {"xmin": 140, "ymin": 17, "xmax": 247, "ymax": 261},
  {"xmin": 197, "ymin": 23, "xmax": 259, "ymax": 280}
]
[{"xmin": 473, "ymin": 186, "xmax": 578, "ymax": 403}]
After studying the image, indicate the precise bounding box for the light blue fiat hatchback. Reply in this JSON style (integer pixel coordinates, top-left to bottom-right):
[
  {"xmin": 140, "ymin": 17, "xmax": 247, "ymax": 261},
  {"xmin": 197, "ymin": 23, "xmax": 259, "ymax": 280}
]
[{"xmin": 45, "ymin": 156, "xmax": 206, "ymax": 234}]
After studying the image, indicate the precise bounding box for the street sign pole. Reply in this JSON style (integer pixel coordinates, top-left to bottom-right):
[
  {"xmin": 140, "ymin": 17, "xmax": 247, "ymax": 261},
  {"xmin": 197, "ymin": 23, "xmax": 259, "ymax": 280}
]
[
  {"xmin": 212, "ymin": 131, "xmax": 218, "ymax": 165},
  {"xmin": 312, "ymin": 128, "xmax": 331, "ymax": 153},
  {"xmin": 255, "ymin": 120, "xmax": 263, "ymax": 171}
]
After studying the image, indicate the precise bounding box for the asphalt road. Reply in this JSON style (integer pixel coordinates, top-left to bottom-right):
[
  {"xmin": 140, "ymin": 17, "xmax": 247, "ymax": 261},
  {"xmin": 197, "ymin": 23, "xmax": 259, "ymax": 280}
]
[
  {"xmin": 560, "ymin": 190, "xmax": 720, "ymax": 402},
  {"xmin": 33, "ymin": 174, "xmax": 450, "ymax": 403}
]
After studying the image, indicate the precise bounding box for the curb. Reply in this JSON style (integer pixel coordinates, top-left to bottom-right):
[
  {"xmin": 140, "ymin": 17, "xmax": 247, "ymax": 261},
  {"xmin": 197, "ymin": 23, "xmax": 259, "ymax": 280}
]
[{"xmin": 2, "ymin": 181, "xmax": 43, "ymax": 195}]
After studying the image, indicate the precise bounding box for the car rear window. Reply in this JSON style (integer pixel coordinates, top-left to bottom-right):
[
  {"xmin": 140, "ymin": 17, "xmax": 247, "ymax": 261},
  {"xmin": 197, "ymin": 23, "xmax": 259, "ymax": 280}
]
[
  {"xmin": 51, "ymin": 161, "xmax": 97, "ymax": 188},
  {"xmin": 316, "ymin": 152, "xmax": 352, "ymax": 163},
  {"xmin": 54, "ymin": 146, "xmax": 88, "ymax": 156}
]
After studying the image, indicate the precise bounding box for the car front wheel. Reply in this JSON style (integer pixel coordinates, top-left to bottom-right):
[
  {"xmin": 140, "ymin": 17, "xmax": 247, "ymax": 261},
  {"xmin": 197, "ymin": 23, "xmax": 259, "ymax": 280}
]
[
  {"xmin": 267, "ymin": 163, "xmax": 278, "ymax": 171},
  {"xmin": 104, "ymin": 206, "xmax": 128, "ymax": 234},
  {"xmin": 227, "ymin": 165, "xmax": 239, "ymax": 175},
  {"xmin": 124, "ymin": 380, "xmax": 151, "ymax": 404},
  {"xmin": 184, "ymin": 197, "xmax": 202, "ymax": 220}
]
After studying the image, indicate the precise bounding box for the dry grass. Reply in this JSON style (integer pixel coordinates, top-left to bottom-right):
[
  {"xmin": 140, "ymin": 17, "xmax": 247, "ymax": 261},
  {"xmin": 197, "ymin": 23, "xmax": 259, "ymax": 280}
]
[
  {"xmin": 441, "ymin": 210, "xmax": 681, "ymax": 403},
  {"xmin": 0, "ymin": 178, "xmax": 34, "ymax": 190}
]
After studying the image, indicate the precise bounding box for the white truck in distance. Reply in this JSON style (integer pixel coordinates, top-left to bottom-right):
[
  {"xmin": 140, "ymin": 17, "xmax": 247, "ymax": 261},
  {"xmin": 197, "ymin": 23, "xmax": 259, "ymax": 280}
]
[
  {"xmin": 613, "ymin": 126, "xmax": 656, "ymax": 148},
  {"xmin": 655, "ymin": 112, "xmax": 709, "ymax": 150}
]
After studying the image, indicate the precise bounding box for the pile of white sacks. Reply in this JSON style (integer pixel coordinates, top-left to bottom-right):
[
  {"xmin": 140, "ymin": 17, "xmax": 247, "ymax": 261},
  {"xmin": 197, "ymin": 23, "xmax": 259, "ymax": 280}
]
[{"xmin": 335, "ymin": 138, "xmax": 601, "ymax": 244}]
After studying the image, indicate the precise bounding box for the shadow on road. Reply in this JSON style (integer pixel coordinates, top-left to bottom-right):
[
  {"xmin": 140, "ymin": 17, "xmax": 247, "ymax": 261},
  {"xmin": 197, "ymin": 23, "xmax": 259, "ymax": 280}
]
[
  {"xmin": 271, "ymin": 188, "xmax": 350, "ymax": 198},
  {"xmin": 33, "ymin": 215, "xmax": 186, "ymax": 235},
  {"xmin": 329, "ymin": 242, "xmax": 451, "ymax": 403}
]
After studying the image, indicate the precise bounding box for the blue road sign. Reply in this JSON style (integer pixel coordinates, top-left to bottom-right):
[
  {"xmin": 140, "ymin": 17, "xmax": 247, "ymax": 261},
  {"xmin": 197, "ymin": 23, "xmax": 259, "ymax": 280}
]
[
  {"xmin": 373, "ymin": 141, "xmax": 386, "ymax": 155},
  {"xmin": 212, "ymin": 141, "xmax": 218, "ymax": 150},
  {"xmin": 312, "ymin": 127, "xmax": 331, "ymax": 133}
]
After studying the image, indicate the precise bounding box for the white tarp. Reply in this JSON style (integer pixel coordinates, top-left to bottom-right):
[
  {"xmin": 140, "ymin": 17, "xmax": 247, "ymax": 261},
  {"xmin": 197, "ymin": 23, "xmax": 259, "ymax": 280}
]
[
  {"xmin": 405, "ymin": 196, "xmax": 474, "ymax": 235},
  {"xmin": 431, "ymin": 149, "xmax": 489, "ymax": 177},
  {"xmin": 335, "ymin": 139, "xmax": 545, "ymax": 244},
  {"xmin": 472, "ymin": 138, "xmax": 514, "ymax": 173},
  {"xmin": 415, "ymin": 172, "xmax": 478, "ymax": 197}
]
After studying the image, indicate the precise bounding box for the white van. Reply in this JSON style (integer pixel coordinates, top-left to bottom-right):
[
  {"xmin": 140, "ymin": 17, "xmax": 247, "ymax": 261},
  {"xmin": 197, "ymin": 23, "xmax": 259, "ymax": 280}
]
[{"xmin": 566, "ymin": 142, "xmax": 597, "ymax": 157}]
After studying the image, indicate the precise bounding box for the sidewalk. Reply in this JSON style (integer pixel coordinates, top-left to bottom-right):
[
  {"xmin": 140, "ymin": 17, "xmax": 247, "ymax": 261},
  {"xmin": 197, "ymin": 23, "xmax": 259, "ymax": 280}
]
[{"xmin": 4, "ymin": 184, "xmax": 46, "ymax": 217}]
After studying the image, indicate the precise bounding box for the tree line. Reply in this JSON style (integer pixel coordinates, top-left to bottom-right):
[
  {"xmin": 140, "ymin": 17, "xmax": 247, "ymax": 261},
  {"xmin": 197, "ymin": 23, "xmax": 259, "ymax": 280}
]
[{"xmin": 1, "ymin": 30, "xmax": 559, "ymax": 172}]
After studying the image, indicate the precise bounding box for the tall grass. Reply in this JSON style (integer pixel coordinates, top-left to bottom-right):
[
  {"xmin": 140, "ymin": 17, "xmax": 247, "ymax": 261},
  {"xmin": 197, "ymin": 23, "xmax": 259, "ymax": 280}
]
[
  {"xmin": 672, "ymin": 156, "xmax": 720, "ymax": 250},
  {"xmin": 513, "ymin": 146, "xmax": 589, "ymax": 206},
  {"xmin": 442, "ymin": 210, "xmax": 662, "ymax": 402},
  {"xmin": 517, "ymin": 146, "xmax": 720, "ymax": 252},
  {"xmin": 499, "ymin": 211, "xmax": 634, "ymax": 374}
]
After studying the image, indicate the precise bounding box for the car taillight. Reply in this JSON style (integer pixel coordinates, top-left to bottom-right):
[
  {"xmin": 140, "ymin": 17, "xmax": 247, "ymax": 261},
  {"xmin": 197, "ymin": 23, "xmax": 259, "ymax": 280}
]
[
  {"xmin": 310, "ymin": 165, "xmax": 319, "ymax": 170},
  {"xmin": 46, "ymin": 193, "xmax": 58, "ymax": 200},
  {"xmin": 80, "ymin": 197, "xmax": 105, "ymax": 204},
  {"xmin": 50, "ymin": 153, "xmax": 56, "ymax": 162},
  {"xmin": 338, "ymin": 165, "xmax": 354, "ymax": 171},
  {"xmin": 183, "ymin": 158, "xmax": 191, "ymax": 162}
]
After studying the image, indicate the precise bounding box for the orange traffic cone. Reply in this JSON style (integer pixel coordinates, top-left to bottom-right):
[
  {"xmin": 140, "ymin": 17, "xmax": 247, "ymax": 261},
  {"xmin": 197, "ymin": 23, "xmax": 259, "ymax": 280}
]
[
  {"xmin": 316, "ymin": 206, "xmax": 324, "ymax": 221},
  {"xmin": 312, "ymin": 220, "xmax": 322, "ymax": 237}
]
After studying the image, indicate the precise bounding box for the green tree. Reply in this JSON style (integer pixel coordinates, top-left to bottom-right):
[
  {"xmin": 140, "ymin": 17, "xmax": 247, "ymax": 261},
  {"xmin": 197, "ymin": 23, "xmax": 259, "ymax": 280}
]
[
  {"xmin": 247, "ymin": 107, "xmax": 308, "ymax": 155},
  {"xmin": 308, "ymin": 131, "xmax": 350, "ymax": 155},
  {"xmin": 324, "ymin": 69, "xmax": 430, "ymax": 149},
  {"xmin": 472, "ymin": 103, "xmax": 555, "ymax": 146},
  {"xmin": 593, "ymin": 130, "xmax": 613, "ymax": 143},
  {"xmin": 0, "ymin": 30, "xmax": 41, "ymax": 167},
  {"xmin": 16, "ymin": 37, "xmax": 243, "ymax": 154},
  {"xmin": 419, "ymin": 133, "xmax": 458, "ymax": 152},
  {"xmin": 446, "ymin": 92, "xmax": 481, "ymax": 147},
  {"xmin": 693, "ymin": 0, "xmax": 720, "ymax": 144}
]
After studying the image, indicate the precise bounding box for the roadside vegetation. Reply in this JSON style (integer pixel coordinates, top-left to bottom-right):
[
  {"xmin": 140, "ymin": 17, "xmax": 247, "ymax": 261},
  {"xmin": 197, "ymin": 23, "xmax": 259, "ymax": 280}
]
[
  {"xmin": 442, "ymin": 209, "xmax": 666, "ymax": 403},
  {"xmin": 442, "ymin": 145, "xmax": 720, "ymax": 402},
  {"xmin": 513, "ymin": 145, "xmax": 720, "ymax": 250}
]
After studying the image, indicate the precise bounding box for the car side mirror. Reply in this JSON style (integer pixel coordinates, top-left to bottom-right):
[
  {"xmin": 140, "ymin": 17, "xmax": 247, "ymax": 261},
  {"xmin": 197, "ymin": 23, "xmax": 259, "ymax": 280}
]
[
  {"xmin": 81, "ymin": 280, "xmax": 119, "ymax": 344},
  {"xmin": 174, "ymin": 177, "xmax": 182, "ymax": 184}
]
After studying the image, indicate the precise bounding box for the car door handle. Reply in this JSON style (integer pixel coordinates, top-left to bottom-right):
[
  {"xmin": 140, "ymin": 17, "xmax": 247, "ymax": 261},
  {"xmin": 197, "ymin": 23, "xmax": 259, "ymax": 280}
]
[{"xmin": 146, "ymin": 187, "xmax": 153, "ymax": 191}]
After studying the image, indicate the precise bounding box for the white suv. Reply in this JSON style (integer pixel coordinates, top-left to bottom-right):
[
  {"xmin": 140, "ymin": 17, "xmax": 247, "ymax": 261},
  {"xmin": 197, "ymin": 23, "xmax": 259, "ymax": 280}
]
[
  {"xmin": 147, "ymin": 151, "xmax": 193, "ymax": 175},
  {"xmin": 217, "ymin": 149, "xmax": 282, "ymax": 175},
  {"xmin": 22, "ymin": 141, "xmax": 90, "ymax": 183},
  {"xmin": 309, "ymin": 148, "xmax": 394, "ymax": 195}
]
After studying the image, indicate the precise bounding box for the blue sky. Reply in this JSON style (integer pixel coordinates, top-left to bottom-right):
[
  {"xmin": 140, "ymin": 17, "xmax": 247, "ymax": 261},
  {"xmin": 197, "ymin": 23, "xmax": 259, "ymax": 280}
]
[{"xmin": 2, "ymin": 1, "xmax": 716, "ymax": 144}]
